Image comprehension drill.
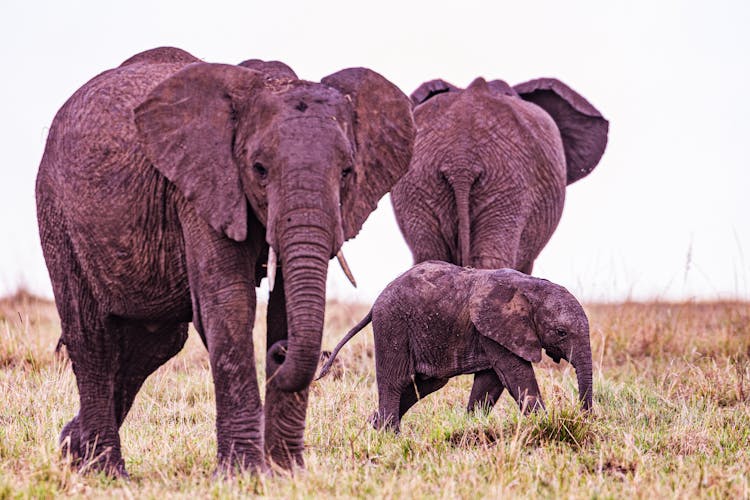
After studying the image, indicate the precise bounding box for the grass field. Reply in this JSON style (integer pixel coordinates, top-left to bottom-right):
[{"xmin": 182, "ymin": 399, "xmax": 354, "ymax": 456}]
[{"xmin": 1, "ymin": 291, "xmax": 749, "ymax": 498}]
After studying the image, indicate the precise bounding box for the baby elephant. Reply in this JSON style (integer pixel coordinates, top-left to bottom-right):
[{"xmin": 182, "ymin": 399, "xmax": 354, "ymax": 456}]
[{"xmin": 318, "ymin": 261, "xmax": 592, "ymax": 432}]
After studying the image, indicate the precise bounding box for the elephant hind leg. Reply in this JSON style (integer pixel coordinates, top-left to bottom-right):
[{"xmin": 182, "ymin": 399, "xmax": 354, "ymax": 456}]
[
  {"xmin": 372, "ymin": 319, "xmax": 415, "ymax": 433},
  {"xmin": 467, "ymin": 370, "xmax": 505, "ymax": 414},
  {"xmin": 398, "ymin": 376, "xmax": 449, "ymax": 419},
  {"xmin": 112, "ymin": 320, "xmax": 188, "ymax": 426},
  {"xmin": 374, "ymin": 378, "xmax": 410, "ymax": 433},
  {"xmin": 60, "ymin": 310, "xmax": 125, "ymax": 476},
  {"xmin": 59, "ymin": 305, "xmax": 187, "ymax": 477}
]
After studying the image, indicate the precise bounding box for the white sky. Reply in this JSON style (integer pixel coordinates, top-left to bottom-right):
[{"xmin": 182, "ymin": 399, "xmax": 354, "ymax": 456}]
[{"xmin": 1, "ymin": 0, "xmax": 748, "ymax": 303}]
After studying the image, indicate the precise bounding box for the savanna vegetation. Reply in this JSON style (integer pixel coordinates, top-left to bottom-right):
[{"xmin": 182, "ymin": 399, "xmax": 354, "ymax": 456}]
[{"xmin": 1, "ymin": 291, "xmax": 749, "ymax": 498}]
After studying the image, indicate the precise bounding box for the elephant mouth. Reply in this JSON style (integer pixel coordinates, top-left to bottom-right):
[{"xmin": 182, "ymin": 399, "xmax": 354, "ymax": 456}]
[{"xmin": 546, "ymin": 349, "xmax": 563, "ymax": 364}]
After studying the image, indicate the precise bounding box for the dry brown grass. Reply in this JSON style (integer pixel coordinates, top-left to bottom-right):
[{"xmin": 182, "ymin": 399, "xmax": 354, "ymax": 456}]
[{"xmin": 1, "ymin": 293, "xmax": 749, "ymax": 498}]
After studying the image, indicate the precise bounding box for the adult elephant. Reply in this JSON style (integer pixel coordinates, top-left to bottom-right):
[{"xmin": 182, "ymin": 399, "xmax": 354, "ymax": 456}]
[
  {"xmin": 390, "ymin": 75, "xmax": 607, "ymax": 410},
  {"xmin": 36, "ymin": 47, "xmax": 414, "ymax": 475}
]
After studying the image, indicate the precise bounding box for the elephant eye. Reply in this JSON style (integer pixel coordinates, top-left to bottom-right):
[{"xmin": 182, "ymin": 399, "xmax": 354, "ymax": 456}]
[
  {"xmin": 556, "ymin": 328, "xmax": 568, "ymax": 337},
  {"xmin": 341, "ymin": 166, "xmax": 353, "ymax": 179},
  {"xmin": 253, "ymin": 162, "xmax": 268, "ymax": 178}
]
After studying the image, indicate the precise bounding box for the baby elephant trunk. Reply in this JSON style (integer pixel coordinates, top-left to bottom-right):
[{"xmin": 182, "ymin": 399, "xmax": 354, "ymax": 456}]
[{"xmin": 572, "ymin": 344, "xmax": 593, "ymax": 411}]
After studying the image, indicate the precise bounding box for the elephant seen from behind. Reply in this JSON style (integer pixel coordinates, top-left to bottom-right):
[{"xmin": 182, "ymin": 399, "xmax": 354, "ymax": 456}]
[
  {"xmin": 393, "ymin": 75, "xmax": 608, "ymax": 272},
  {"xmin": 318, "ymin": 261, "xmax": 593, "ymax": 433},
  {"xmin": 36, "ymin": 47, "xmax": 415, "ymax": 475},
  {"xmin": 391, "ymin": 75, "xmax": 607, "ymax": 412}
]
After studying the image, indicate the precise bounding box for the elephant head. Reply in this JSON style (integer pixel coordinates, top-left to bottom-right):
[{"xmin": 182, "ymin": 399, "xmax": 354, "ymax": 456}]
[
  {"xmin": 410, "ymin": 76, "xmax": 608, "ymax": 185},
  {"xmin": 134, "ymin": 62, "xmax": 415, "ymax": 392},
  {"xmin": 469, "ymin": 270, "xmax": 593, "ymax": 410}
]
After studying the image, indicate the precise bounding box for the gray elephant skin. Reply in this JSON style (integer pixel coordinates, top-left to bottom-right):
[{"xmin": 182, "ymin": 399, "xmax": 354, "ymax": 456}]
[
  {"xmin": 318, "ymin": 261, "xmax": 593, "ymax": 433},
  {"xmin": 35, "ymin": 47, "xmax": 415, "ymax": 475},
  {"xmin": 391, "ymin": 76, "xmax": 607, "ymax": 411}
]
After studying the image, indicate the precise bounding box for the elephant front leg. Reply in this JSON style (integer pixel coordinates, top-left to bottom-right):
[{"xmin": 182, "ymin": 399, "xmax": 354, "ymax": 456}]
[
  {"xmin": 467, "ymin": 370, "xmax": 505, "ymax": 413},
  {"xmin": 265, "ymin": 340, "xmax": 308, "ymax": 470},
  {"xmin": 264, "ymin": 269, "xmax": 307, "ymax": 469},
  {"xmin": 480, "ymin": 339, "xmax": 544, "ymax": 414},
  {"xmin": 201, "ymin": 286, "xmax": 264, "ymax": 472},
  {"xmin": 184, "ymin": 215, "xmax": 265, "ymax": 473}
]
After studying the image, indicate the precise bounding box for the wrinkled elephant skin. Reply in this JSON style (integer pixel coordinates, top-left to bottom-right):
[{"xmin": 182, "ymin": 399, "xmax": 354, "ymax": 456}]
[
  {"xmin": 319, "ymin": 261, "xmax": 593, "ymax": 432},
  {"xmin": 36, "ymin": 47, "xmax": 415, "ymax": 475}
]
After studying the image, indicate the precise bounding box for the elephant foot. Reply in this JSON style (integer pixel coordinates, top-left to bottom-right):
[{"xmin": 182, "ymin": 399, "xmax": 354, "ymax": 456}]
[
  {"xmin": 215, "ymin": 450, "xmax": 267, "ymax": 477},
  {"xmin": 265, "ymin": 438, "xmax": 304, "ymax": 473},
  {"xmin": 264, "ymin": 341, "xmax": 308, "ymax": 473},
  {"xmin": 519, "ymin": 394, "xmax": 546, "ymax": 415},
  {"xmin": 60, "ymin": 415, "xmax": 128, "ymax": 478},
  {"xmin": 60, "ymin": 415, "xmax": 83, "ymax": 463},
  {"xmin": 368, "ymin": 410, "xmax": 399, "ymax": 433}
]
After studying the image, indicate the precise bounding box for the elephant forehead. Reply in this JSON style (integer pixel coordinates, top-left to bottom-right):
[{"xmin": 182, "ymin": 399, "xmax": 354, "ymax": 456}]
[
  {"xmin": 540, "ymin": 290, "xmax": 586, "ymax": 326},
  {"xmin": 274, "ymin": 82, "xmax": 350, "ymax": 118}
]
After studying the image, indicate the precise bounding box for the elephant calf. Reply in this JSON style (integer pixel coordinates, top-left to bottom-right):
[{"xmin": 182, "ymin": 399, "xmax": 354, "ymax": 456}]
[{"xmin": 318, "ymin": 261, "xmax": 593, "ymax": 432}]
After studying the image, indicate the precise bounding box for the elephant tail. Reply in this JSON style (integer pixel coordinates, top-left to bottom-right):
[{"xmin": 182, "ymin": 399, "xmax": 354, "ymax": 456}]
[
  {"xmin": 316, "ymin": 309, "xmax": 373, "ymax": 380},
  {"xmin": 454, "ymin": 182, "xmax": 472, "ymax": 267},
  {"xmin": 441, "ymin": 165, "xmax": 481, "ymax": 268}
]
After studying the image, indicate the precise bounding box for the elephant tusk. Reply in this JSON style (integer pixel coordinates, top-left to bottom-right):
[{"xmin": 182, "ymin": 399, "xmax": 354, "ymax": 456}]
[
  {"xmin": 336, "ymin": 250, "xmax": 357, "ymax": 288},
  {"xmin": 267, "ymin": 247, "xmax": 277, "ymax": 292}
]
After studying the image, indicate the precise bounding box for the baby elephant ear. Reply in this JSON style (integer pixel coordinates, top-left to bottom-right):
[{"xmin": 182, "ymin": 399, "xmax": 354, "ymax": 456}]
[
  {"xmin": 322, "ymin": 68, "xmax": 416, "ymax": 240},
  {"xmin": 514, "ymin": 78, "xmax": 609, "ymax": 185},
  {"xmin": 410, "ymin": 79, "xmax": 460, "ymax": 106},
  {"xmin": 135, "ymin": 63, "xmax": 266, "ymax": 241},
  {"xmin": 470, "ymin": 279, "xmax": 542, "ymax": 363}
]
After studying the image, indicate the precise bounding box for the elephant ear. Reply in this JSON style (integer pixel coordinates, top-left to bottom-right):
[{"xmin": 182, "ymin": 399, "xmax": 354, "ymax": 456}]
[
  {"xmin": 410, "ymin": 79, "xmax": 460, "ymax": 106},
  {"xmin": 135, "ymin": 63, "xmax": 266, "ymax": 241},
  {"xmin": 238, "ymin": 59, "xmax": 298, "ymax": 79},
  {"xmin": 486, "ymin": 79, "xmax": 518, "ymax": 97},
  {"xmin": 514, "ymin": 78, "xmax": 609, "ymax": 185},
  {"xmin": 322, "ymin": 68, "xmax": 416, "ymax": 240},
  {"xmin": 470, "ymin": 277, "xmax": 542, "ymax": 363}
]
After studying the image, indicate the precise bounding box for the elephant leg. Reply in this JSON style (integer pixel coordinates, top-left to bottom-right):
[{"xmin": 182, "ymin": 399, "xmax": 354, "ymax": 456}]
[
  {"xmin": 183, "ymin": 218, "xmax": 264, "ymax": 473},
  {"xmin": 62, "ymin": 310, "xmax": 125, "ymax": 476},
  {"xmin": 392, "ymin": 192, "xmax": 453, "ymax": 265},
  {"xmin": 372, "ymin": 328, "xmax": 414, "ymax": 433},
  {"xmin": 518, "ymin": 262, "xmax": 533, "ymax": 275},
  {"xmin": 38, "ymin": 205, "xmax": 125, "ymax": 475},
  {"xmin": 480, "ymin": 338, "xmax": 544, "ymax": 414},
  {"xmin": 373, "ymin": 380, "xmax": 408, "ymax": 433},
  {"xmin": 264, "ymin": 339, "xmax": 308, "ymax": 470},
  {"xmin": 467, "ymin": 370, "xmax": 505, "ymax": 413},
  {"xmin": 412, "ymin": 239, "xmax": 453, "ymax": 265},
  {"xmin": 112, "ymin": 321, "xmax": 189, "ymax": 426},
  {"xmin": 263, "ymin": 268, "xmax": 307, "ymax": 470},
  {"xmin": 398, "ymin": 375, "xmax": 449, "ymax": 418},
  {"xmin": 197, "ymin": 282, "xmax": 263, "ymax": 472},
  {"xmin": 60, "ymin": 320, "xmax": 188, "ymax": 476},
  {"xmin": 266, "ymin": 265, "xmax": 288, "ymax": 347}
]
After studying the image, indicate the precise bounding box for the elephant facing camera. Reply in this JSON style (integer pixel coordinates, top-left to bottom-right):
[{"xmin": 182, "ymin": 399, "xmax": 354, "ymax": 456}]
[{"xmin": 36, "ymin": 46, "xmax": 415, "ymax": 476}]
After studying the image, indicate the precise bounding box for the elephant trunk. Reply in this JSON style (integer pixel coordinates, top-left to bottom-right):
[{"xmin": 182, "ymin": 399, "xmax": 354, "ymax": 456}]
[
  {"xmin": 571, "ymin": 344, "xmax": 593, "ymax": 411},
  {"xmin": 268, "ymin": 210, "xmax": 331, "ymax": 393}
]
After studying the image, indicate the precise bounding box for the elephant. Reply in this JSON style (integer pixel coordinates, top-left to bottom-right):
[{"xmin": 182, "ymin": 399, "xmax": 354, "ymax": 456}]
[
  {"xmin": 317, "ymin": 261, "xmax": 592, "ymax": 433},
  {"xmin": 35, "ymin": 47, "xmax": 415, "ymax": 475},
  {"xmin": 390, "ymin": 76, "xmax": 607, "ymax": 411}
]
